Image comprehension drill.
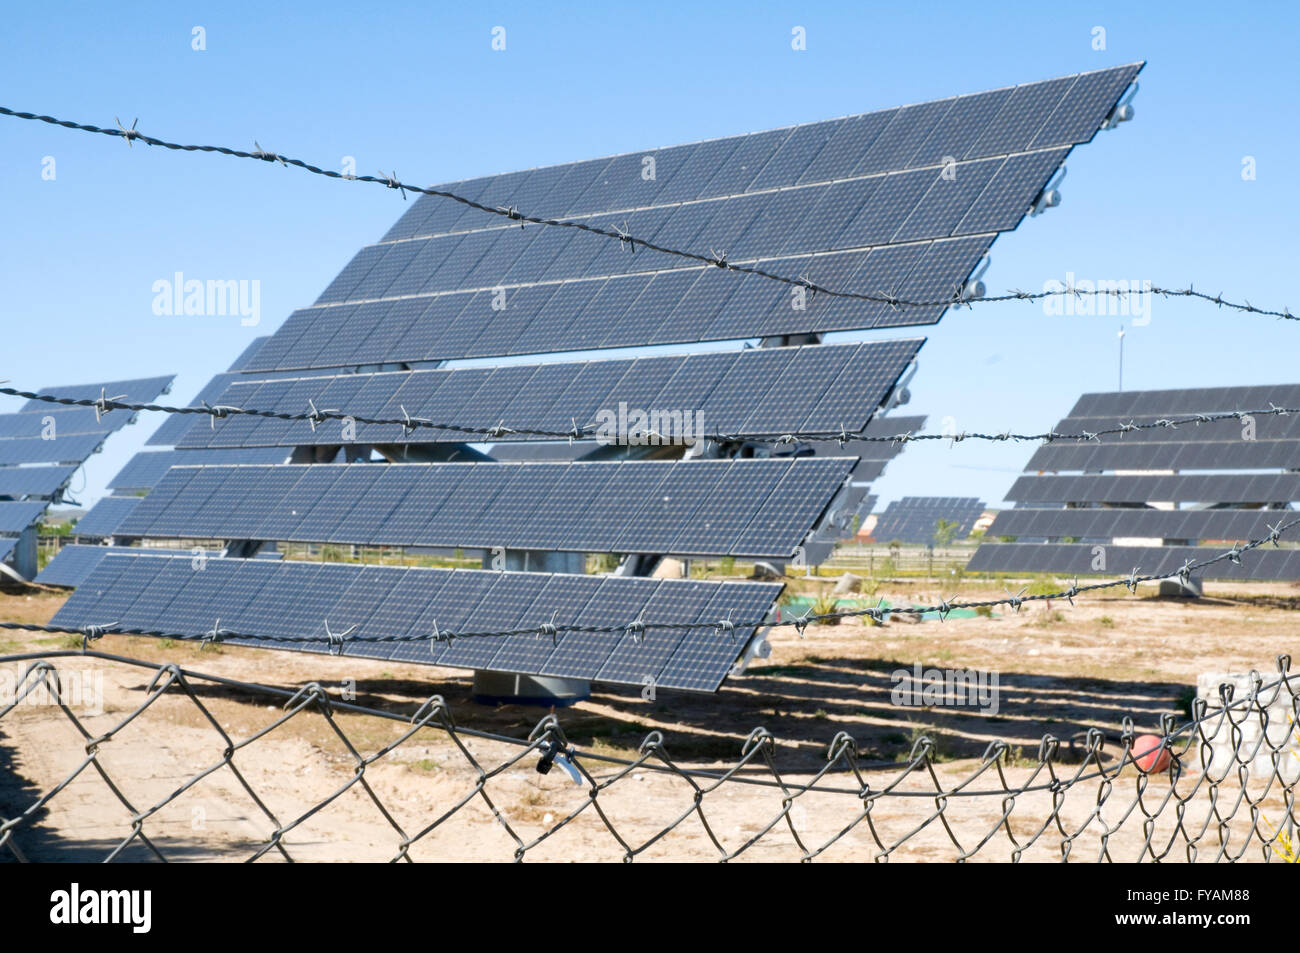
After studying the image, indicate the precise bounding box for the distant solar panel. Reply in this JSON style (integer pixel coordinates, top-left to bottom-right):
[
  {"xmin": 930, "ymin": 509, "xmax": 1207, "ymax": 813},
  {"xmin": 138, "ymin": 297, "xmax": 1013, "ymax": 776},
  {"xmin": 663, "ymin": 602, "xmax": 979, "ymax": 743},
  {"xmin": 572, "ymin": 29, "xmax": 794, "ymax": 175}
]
[
  {"xmin": 987, "ymin": 507, "xmax": 1292, "ymax": 542},
  {"xmin": 242, "ymin": 63, "xmax": 1141, "ymax": 371},
  {"xmin": 73, "ymin": 497, "xmax": 140, "ymax": 538},
  {"xmin": 0, "ymin": 536, "xmax": 16, "ymax": 564},
  {"xmin": 870, "ymin": 496, "xmax": 985, "ymax": 545},
  {"xmin": 52, "ymin": 552, "xmax": 783, "ymax": 691},
  {"xmin": 116, "ymin": 458, "xmax": 855, "ymax": 558},
  {"xmin": 172, "ymin": 339, "xmax": 923, "ymax": 449}
]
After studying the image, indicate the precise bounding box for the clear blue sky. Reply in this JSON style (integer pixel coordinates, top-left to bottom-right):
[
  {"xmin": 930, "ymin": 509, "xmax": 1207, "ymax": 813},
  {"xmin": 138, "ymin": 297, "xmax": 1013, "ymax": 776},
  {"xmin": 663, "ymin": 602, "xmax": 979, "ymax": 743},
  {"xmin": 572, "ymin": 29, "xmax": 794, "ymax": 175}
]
[{"xmin": 2, "ymin": 2, "xmax": 1296, "ymax": 510}]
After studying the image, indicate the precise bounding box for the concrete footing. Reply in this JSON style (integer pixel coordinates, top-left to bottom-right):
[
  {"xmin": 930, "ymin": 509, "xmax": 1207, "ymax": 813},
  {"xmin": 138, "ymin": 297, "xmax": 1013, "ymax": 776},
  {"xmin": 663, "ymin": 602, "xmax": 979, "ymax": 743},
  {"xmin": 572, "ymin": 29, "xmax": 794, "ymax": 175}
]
[
  {"xmin": 1196, "ymin": 672, "xmax": 1300, "ymax": 784},
  {"xmin": 472, "ymin": 670, "xmax": 591, "ymax": 707},
  {"xmin": 1158, "ymin": 576, "xmax": 1203, "ymax": 598}
]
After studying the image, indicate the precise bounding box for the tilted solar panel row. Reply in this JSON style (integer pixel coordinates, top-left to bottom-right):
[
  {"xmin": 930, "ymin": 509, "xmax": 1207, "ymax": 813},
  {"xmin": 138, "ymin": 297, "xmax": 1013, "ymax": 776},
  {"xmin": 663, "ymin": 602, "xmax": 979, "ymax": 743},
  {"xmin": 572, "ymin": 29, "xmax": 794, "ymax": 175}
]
[
  {"xmin": 243, "ymin": 64, "xmax": 1141, "ymax": 371},
  {"xmin": 0, "ymin": 466, "xmax": 78, "ymax": 500},
  {"xmin": 987, "ymin": 507, "xmax": 1295, "ymax": 542},
  {"xmin": 0, "ymin": 407, "xmax": 129, "ymax": 440},
  {"xmin": 116, "ymin": 458, "xmax": 855, "ymax": 558},
  {"xmin": 1026, "ymin": 439, "xmax": 1300, "ymax": 473},
  {"xmin": 73, "ymin": 496, "xmax": 141, "ymax": 538},
  {"xmin": 380, "ymin": 64, "xmax": 1140, "ymax": 241},
  {"xmin": 17, "ymin": 375, "xmax": 175, "ymax": 412},
  {"xmin": 1041, "ymin": 413, "xmax": 1300, "ymax": 446},
  {"xmin": 176, "ymin": 339, "xmax": 922, "ymax": 449},
  {"xmin": 0, "ymin": 434, "xmax": 107, "ymax": 466},
  {"xmin": 1008, "ymin": 473, "xmax": 1300, "ymax": 504},
  {"xmin": 1069, "ymin": 384, "xmax": 1300, "ymax": 419},
  {"xmin": 247, "ymin": 238, "xmax": 982, "ymax": 370},
  {"xmin": 968, "ymin": 543, "xmax": 1300, "ymax": 581},
  {"xmin": 108, "ymin": 448, "xmax": 293, "ymax": 491},
  {"xmin": 52, "ymin": 553, "xmax": 783, "ymax": 691},
  {"xmin": 322, "ymin": 153, "xmax": 1066, "ymax": 307},
  {"xmin": 0, "ymin": 501, "xmax": 48, "ymax": 535},
  {"xmin": 34, "ymin": 544, "xmax": 146, "ymax": 587}
]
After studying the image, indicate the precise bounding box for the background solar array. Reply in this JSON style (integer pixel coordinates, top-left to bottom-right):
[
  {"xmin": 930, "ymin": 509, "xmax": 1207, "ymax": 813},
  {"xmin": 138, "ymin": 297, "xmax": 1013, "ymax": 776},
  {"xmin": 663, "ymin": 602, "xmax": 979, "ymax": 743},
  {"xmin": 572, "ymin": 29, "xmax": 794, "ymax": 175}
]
[
  {"xmin": 171, "ymin": 339, "xmax": 922, "ymax": 449},
  {"xmin": 241, "ymin": 64, "xmax": 1140, "ymax": 371},
  {"xmin": 973, "ymin": 383, "xmax": 1300, "ymax": 580},
  {"xmin": 52, "ymin": 553, "xmax": 783, "ymax": 691},
  {"xmin": 868, "ymin": 496, "xmax": 986, "ymax": 544},
  {"xmin": 114, "ymin": 458, "xmax": 855, "ymax": 558},
  {"xmin": 986, "ymin": 507, "xmax": 1294, "ymax": 541},
  {"xmin": 969, "ymin": 543, "xmax": 1300, "ymax": 580},
  {"xmin": 0, "ymin": 465, "xmax": 78, "ymax": 500}
]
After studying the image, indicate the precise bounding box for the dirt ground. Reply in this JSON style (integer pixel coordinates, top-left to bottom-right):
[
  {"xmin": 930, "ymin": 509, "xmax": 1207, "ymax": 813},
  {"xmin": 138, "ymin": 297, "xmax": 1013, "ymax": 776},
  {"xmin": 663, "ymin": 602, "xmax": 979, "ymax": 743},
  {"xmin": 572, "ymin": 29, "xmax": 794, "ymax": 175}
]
[{"xmin": 1, "ymin": 577, "xmax": 1297, "ymax": 862}]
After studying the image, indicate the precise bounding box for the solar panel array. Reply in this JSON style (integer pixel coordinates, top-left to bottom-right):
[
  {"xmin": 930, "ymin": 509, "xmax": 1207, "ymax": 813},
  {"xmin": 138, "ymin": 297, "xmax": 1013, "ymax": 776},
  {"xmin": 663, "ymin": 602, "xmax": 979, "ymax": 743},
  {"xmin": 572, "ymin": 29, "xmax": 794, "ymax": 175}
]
[
  {"xmin": 34, "ymin": 544, "xmax": 149, "ymax": 587},
  {"xmin": 240, "ymin": 63, "xmax": 1140, "ymax": 372},
  {"xmin": 0, "ymin": 376, "xmax": 174, "ymax": 574},
  {"xmin": 973, "ymin": 384, "xmax": 1300, "ymax": 580},
  {"xmin": 52, "ymin": 552, "xmax": 781, "ymax": 691},
  {"xmin": 59, "ymin": 66, "xmax": 1140, "ymax": 689},
  {"xmin": 867, "ymin": 496, "xmax": 985, "ymax": 545},
  {"xmin": 171, "ymin": 338, "xmax": 923, "ymax": 448},
  {"xmin": 113, "ymin": 458, "xmax": 854, "ymax": 558}
]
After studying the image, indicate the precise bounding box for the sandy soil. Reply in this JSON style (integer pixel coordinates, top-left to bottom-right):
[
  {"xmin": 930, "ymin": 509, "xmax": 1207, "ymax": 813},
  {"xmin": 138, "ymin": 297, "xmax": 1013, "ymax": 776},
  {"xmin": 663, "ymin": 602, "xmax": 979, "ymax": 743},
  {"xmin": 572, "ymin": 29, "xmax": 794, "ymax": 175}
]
[{"xmin": 1, "ymin": 578, "xmax": 1297, "ymax": 862}]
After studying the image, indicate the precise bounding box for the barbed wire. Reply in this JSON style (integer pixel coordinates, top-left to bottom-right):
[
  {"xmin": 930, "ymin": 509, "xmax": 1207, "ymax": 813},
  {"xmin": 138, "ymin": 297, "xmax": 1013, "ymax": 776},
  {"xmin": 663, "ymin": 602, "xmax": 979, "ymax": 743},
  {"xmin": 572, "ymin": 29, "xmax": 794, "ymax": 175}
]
[
  {"xmin": 0, "ymin": 650, "xmax": 1295, "ymax": 861},
  {"xmin": 5, "ymin": 384, "xmax": 1300, "ymax": 449},
  {"xmin": 2, "ymin": 105, "xmax": 1293, "ymax": 321},
  {"xmin": 6, "ymin": 511, "xmax": 1300, "ymax": 651}
]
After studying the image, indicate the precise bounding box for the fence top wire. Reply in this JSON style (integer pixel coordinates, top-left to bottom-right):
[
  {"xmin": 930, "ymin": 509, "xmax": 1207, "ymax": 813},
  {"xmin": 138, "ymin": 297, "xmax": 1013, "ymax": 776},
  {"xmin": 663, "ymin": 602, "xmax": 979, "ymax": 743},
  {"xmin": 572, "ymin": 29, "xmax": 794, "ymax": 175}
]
[
  {"xmin": 6, "ymin": 384, "xmax": 1300, "ymax": 448},
  {"xmin": 0, "ymin": 649, "xmax": 1295, "ymax": 862},
  {"xmin": 1, "ymin": 104, "xmax": 1294, "ymax": 322},
  {"xmin": 4, "ymin": 508, "xmax": 1300, "ymax": 653}
]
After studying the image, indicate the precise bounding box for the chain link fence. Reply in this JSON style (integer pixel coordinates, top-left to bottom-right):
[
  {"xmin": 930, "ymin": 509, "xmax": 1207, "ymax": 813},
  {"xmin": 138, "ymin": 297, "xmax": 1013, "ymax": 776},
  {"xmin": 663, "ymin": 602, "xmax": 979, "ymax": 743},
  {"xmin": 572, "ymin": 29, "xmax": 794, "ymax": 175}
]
[{"xmin": 1, "ymin": 650, "xmax": 1296, "ymax": 862}]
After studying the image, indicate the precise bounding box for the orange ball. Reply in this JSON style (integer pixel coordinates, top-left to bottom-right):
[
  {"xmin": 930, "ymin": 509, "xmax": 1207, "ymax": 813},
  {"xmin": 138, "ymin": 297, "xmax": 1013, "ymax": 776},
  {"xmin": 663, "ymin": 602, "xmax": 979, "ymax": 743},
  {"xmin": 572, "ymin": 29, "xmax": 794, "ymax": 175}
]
[{"xmin": 1133, "ymin": 734, "xmax": 1171, "ymax": 772}]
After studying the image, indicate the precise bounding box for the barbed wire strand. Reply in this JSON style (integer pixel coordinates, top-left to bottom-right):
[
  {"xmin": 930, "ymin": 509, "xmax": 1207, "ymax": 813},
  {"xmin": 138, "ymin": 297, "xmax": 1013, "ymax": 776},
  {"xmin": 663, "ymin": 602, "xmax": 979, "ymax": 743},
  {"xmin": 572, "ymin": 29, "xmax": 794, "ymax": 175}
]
[
  {"xmin": 5, "ymin": 384, "xmax": 1300, "ymax": 448},
  {"xmin": 1, "ymin": 105, "xmax": 1293, "ymax": 321}
]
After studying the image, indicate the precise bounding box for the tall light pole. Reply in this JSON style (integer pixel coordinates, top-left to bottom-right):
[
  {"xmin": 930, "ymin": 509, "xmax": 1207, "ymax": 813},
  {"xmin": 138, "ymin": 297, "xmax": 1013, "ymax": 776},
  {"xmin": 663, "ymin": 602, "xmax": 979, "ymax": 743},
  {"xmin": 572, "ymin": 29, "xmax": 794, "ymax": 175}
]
[{"xmin": 1118, "ymin": 325, "xmax": 1125, "ymax": 391}]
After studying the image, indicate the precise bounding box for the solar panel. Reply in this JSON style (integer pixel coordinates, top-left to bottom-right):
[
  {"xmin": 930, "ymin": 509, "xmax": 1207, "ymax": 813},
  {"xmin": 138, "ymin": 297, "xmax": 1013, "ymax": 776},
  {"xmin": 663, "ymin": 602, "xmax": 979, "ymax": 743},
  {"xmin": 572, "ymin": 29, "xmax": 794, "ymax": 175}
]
[
  {"xmin": 0, "ymin": 501, "xmax": 47, "ymax": 534},
  {"xmin": 0, "ymin": 535, "xmax": 19, "ymax": 564},
  {"xmin": 175, "ymin": 339, "xmax": 922, "ymax": 449},
  {"xmin": 870, "ymin": 496, "xmax": 985, "ymax": 544},
  {"xmin": 0, "ymin": 466, "xmax": 77, "ymax": 500},
  {"xmin": 110, "ymin": 459, "xmax": 851, "ymax": 558},
  {"xmin": 973, "ymin": 382, "xmax": 1300, "ymax": 580},
  {"xmin": 241, "ymin": 64, "xmax": 1140, "ymax": 371},
  {"xmin": 108, "ymin": 448, "xmax": 292, "ymax": 491},
  {"xmin": 0, "ymin": 434, "xmax": 106, "ymax": 466},
  {"xmin": 987, "ymin": 507, "xmax": 1292, "ymax": 542},
  {"xmin": 72, "ymin": 497, "xmax": 140, "ymax": 538},
  {"xmin": 50, "ymin": 553, "xmax": 783, "ymax": 690},
  {"xmin": 967, "ymin": 543, "xmax": 1300, "ymax": 582},
  {"xmin": 17, "ymin": 375, "xmax": 175, "ymax": 412}
]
